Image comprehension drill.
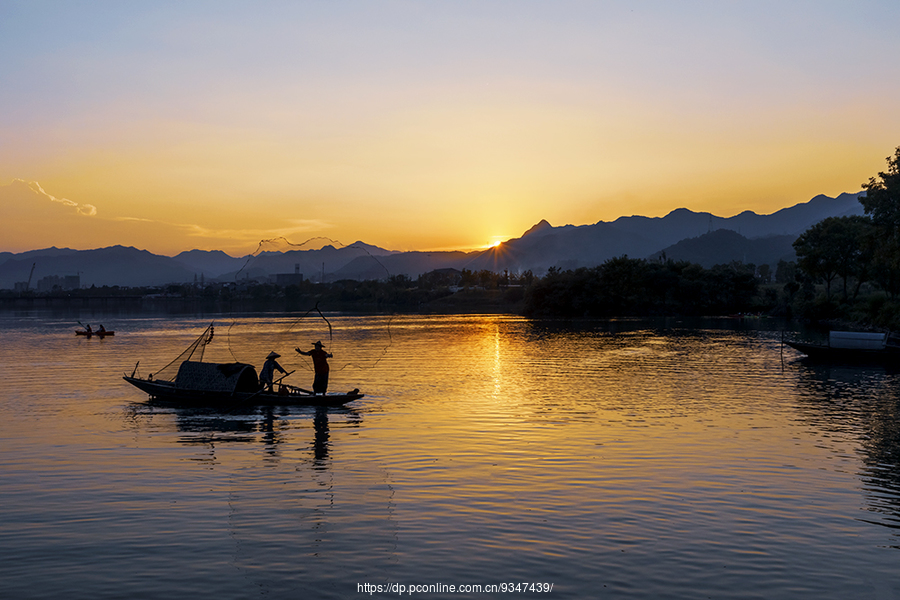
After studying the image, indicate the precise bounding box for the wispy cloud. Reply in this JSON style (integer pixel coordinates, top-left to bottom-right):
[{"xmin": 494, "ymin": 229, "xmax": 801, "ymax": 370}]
[
  {"xmin": 181, "ymin": 219, "xmax": 333, "ymax": 242},
  {"xmin": 112, "ymin": 214, "xmax": 331, "ymax": 245},
  {"xmin": 20, "ymin": 179, "xmax": 97, "ymax": 216},
  {"xmin": 3, "ymin": 179, "xmax": 332, "ymax": 254}
]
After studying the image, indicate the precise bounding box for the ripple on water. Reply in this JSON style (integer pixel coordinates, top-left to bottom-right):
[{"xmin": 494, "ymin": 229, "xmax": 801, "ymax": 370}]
[{"xmin": 1, "ymin": 315, "xmax": 900, "ymax": 598}]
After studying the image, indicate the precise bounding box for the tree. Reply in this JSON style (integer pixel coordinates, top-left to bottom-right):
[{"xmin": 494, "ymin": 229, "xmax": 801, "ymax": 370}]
[
  {"xmin": 793, "ymin": 219, "xmax": 842, "ymax": 300},
  {"xmin": 775, "ymin": 260, "xmax": 797, "ymax": 284},
  {"xmin": 793, "ymin": 215, "xmax": 873, "ymax": 302},
  {"xmin": 860, "ymin": 147, "xmax": 900, "ymax": 297},
  {"xmin": 860, "ymin": 147, "xmax": 900, "ymax": 232},
  {"xmin": 832, "ymin": 215, "xmax": 873, "ymax": 300}
]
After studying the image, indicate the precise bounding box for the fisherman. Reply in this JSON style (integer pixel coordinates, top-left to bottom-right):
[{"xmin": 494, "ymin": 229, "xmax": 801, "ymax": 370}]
[
  {"xmin": 260, "ymin": 351, "xmax": 286, "ymax": 392},
  {"xmin": 296, "ymin": 341, "xmax": 332, "ymax": 394}
]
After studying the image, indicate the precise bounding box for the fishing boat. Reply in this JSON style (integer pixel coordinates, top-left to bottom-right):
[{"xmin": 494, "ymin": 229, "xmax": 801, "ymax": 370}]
[
  {"xmin": 123, "ymin": 324, "xmax": 364, "ymax": 407},
  {"xmin": 784, "ymin": 330, "xmax": 900, "ymax": 364},
  {"xmin": 76, "ymin": 329, "xmax": 115, "ymax": 337}
]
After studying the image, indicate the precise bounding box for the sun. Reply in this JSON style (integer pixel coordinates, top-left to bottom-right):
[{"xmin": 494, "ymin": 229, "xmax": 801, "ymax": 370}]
[{"xmin": 484, "ymin": 236, "xmax": 507, "ymax": 249}]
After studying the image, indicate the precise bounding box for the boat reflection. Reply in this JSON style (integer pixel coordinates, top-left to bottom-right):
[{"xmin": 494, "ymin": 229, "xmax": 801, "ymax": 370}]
[
  {"xmin": 142, "ymin": 401, "xmax": 362, "ymax": 469},
  {"xmin": 791, "ymin": 360, "xmax": 900, "ymax": 542}
]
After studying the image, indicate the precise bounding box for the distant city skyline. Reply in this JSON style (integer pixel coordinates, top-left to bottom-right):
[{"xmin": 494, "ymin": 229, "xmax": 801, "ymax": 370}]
[{"xmin": 2, "ymin": 1, "xmax": 898, "ymax": 256}]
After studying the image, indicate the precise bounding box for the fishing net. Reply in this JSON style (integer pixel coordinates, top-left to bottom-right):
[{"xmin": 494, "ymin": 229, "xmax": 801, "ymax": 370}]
[
  {"xmin": 222, "ymin": 235, "xmax": 395, "ymax": 376},
  {"xmin": 142, "ymin": 236, "xmax": 395, "ymax": 389},
  {"xmin": 234, "ymin": 236, "xmax": 356, "ymax": 283},
  {"xmin": 151, "ymin": 323, "xmax": 216, "ymax": 383}
]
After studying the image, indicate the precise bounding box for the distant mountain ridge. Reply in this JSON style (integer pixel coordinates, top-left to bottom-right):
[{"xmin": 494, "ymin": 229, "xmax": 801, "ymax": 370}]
[
  {"xmin": 0, "ymin": 192, "xmax": 865, "ymax": 289},
  {"xmin": 0, "ymin": 246, "xmax": 196, "ymax": 289},
  {"xmin": 647, "ymin": 230, "xmax": 798, "ymax": 269},
  {"xmin": 464, "ymin": 192, "xmax": 863, "ymax": 274}
]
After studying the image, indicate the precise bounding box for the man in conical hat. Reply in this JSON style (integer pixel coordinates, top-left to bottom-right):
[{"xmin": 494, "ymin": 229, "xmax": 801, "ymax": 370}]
[
  {"xmin": 296, "ymin": 341, "xmax": 333, "ymax": 394},
  {"xmin": 260, "ymin": 351, "xmax": 286, "ymax": 392}
]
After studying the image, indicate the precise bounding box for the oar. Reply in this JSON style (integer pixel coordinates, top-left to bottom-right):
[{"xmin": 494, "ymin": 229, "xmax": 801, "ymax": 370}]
[
  {"xmin": 235, "ymin": 369, "xmax": 296, "ymax": 402},
  {"xmin": 274, "ymin": 370, "xmax": 296, "ymax": 386},
  {"xmin": 221, "ymin": 370, "xmax": 296, "ymax": 413},
  {"xmin": 75, "ymin": 320, "xmax": 93, "ymax": 336}
]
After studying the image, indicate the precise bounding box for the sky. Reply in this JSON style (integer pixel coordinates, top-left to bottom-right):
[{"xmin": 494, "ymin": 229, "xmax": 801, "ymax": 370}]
[{"xmin": 1, "ymin": 1, "xmax": 899, "ymax": 256}]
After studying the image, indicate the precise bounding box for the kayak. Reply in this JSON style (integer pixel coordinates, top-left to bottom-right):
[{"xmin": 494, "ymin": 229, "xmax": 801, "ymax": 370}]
[{"xmin": 76, "ymin": 330, "xmax": 115, "ymax": 337}]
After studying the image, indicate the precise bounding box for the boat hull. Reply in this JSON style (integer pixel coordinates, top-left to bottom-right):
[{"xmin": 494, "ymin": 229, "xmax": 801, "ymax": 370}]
[
  {"xmin": 76, "ymin": 330, "xmax": 115, "ymax": 337},
  {"xmin": 123, "ymin": 376, "xmax": 363, "ymax": 407},
  {"xmin": 784, "ymin": 340, "xmax": 900, "ymax": 364}
]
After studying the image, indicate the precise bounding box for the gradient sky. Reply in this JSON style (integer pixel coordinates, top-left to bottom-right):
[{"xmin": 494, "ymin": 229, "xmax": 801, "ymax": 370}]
[{"xmin": 2, "ymin": 1, "xmax": 899, "ymax": 256}]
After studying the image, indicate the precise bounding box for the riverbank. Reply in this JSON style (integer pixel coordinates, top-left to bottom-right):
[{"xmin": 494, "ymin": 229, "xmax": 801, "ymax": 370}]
[{"xmin": 0, "ymin": 288, "xmax": 526, "ymax": 315}]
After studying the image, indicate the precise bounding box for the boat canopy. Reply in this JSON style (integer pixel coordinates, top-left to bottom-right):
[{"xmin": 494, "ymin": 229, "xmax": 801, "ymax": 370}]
[
  {"xmin": 175, "ymin": 361, "xmax": 259, "ymax": 394},
  {"xmin": 829, "ymin": 331, "xmax": 887, "ymax": 350}
]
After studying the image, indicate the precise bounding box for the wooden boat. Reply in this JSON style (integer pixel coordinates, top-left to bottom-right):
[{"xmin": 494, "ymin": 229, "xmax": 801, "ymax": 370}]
[
  {"xmin": 76, "ymin": 329, "xmax": 115, "ymax": 337},
  {"xmin": 123, "ymin": 324, "xmax": 363, "ymax": 407},
  {"xmin": 784, "ymin": 331, "xmax": 900, "ymax": 364},
  {"xmin": 123, "ymin": 370, "xmax": 363, "ymax": 407}
]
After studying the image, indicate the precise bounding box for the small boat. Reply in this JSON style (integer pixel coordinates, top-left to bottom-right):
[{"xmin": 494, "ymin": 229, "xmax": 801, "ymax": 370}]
[
  {"xmin": 784, "ymin": 331, "xmax": 900, "ymax": 364},
  {"xmin": 76, "ymin": 329, "xmax": 115, "ymax": 337},
  {"xmin": 123, "ymin": 324, "xmax": 364, "ymax": 407},
  {"xmin": 124, "ymin": 367, "xmax": 363, "ymax": 406}
]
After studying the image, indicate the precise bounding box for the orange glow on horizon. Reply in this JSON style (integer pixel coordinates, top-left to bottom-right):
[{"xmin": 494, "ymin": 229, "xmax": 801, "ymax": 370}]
[{"xmin": 1, "ymin": 4, "xmax": 897, "ymax": 255}]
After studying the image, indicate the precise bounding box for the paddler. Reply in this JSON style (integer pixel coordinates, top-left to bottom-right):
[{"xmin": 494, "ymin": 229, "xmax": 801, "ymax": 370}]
[
  {"xmin": 260, "ymin": 351, "xmax": 286, "ymax": 392},
  {"xmin": 296, "ymin": 340, "xmax": 332, "ymax": 394}
]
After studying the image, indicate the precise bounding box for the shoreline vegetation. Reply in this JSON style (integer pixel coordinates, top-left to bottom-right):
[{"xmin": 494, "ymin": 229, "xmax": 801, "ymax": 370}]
[
  {"xmin": 3, "ymin": 147, "xmax": 898, "ymax": 331},
  {"xmin": 0, "ymin": 257, "xmax": 896, "ymax": 331}
]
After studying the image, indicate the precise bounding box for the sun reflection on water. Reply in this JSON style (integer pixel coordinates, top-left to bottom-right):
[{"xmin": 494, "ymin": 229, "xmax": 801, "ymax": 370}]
[{"xmin": 2, "ymin": 314, "xmax": 900, "ymax": 597}]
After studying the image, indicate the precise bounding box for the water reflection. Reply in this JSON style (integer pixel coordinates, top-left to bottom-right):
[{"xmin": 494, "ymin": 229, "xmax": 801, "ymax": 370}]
[
  {"xmin": 790, "ymin": 358, "xmax": 900, "ymax": 543},
  {"xmin": 7, "ymin": 313, "xmax": 900, "ymax": 598},
  {"xmin": 135, "ymin": 401, "xmax": 362, "ymax": 471},
  {"xmin": 123, "ymin": 398, "xmax": 394, "ymax": 593}
]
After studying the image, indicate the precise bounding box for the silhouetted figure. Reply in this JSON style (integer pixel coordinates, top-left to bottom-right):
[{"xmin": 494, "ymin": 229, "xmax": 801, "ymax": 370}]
[
  {"xmin": 296, "ymin": 341, "xmax": 332, "ymax": 394},
  {"xmin": 260, "ymin": 351, "xmax": 286, "ymax": 392},
  {"xmin": 98, "ymin": 324, "xmax": 106, "ymax": 333},
  {"xmin": 85, "ymin": 324, "xmax": 92, "ymax": 334}
]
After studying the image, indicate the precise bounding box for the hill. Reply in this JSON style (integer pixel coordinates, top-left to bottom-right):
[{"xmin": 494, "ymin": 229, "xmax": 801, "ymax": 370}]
[
  {"xmin": 465, "ymin": 192, "xmax": 863, "ymax": 274},
  {"xmin": 0, "ymin": 191, "xmax": 866, "ymax": 289},
  {"xmin": 647, "ymin": 230, "xmax": 797, "ymax": 268},
  {"xmin": 0, "ymin": 246, "xmax": 196, "ymax": 289}
]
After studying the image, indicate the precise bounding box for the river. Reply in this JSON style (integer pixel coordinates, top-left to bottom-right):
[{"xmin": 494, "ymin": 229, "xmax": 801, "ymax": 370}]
[{"xmin": 1, "ymin": 311, "xmax": 899, "ymax": 599}]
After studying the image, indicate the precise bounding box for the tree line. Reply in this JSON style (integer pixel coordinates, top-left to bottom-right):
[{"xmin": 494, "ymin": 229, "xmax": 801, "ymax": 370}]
[
  {"xmin": 522, "ymin": 147, "xmax": 900, "ymax": 326},
  {"xmin": 522, "ymin": 258, "xmax": 761, "ymax": 317},
  {"xmin": 790, "ymin": 147, "xmax": 900, "ymax": 328}
]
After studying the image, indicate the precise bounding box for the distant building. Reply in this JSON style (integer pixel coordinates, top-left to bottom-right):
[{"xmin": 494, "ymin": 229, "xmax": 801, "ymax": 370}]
[
  {"xmin": 275, "ymin": 264, "xmax": 303, "ymax": 286},
  {"xmin": 36, "ymin": 276, "xmax": 61, "ymax": 293},
  {"xmin": 35, "ymin": 275, "xmax": 80, "ymax": 292}
]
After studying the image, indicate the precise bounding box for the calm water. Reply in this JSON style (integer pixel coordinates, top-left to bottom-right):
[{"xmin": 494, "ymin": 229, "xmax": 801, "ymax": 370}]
[{"xmin": 1, "ymin": 311, "xmax": 900, "ymax": 599}]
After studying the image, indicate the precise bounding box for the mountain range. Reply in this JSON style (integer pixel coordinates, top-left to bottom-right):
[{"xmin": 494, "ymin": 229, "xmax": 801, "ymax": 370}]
[{"xmin": 0, "ymin": 192, "xmax": 865, "ymax": 290}]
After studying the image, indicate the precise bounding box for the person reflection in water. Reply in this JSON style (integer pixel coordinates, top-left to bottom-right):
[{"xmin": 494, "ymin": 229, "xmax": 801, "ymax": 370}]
[
  {"xmin": 260, "ymin": 351, "xmax": 286, "ymax": 392},
  {"xmin": 296, "ymin": 341, "xmax": 332, "ymax": 394}
]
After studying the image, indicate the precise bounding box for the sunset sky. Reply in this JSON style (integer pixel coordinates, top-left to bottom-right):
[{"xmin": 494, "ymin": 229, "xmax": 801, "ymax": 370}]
[{"xmin": 2, "ymin": 1, "xmax": 899, "ymax": 256}]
